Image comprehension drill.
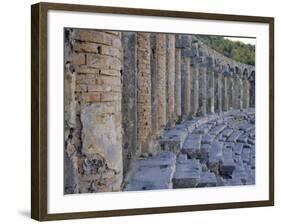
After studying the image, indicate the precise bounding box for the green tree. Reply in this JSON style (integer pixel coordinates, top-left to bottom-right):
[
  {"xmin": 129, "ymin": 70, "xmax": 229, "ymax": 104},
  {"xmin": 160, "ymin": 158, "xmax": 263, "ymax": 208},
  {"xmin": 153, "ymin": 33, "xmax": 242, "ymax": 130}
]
[{"xmin": 196, "ymin": 35, "xmax": 255, "ymax": 65}]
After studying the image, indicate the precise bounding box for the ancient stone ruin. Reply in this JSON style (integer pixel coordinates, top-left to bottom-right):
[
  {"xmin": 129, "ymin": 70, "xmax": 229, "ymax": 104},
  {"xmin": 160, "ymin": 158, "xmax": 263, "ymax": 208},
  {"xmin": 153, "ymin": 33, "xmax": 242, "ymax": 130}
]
[{"xmin": 64, "ymin": 29, "xmax": 255, "ymax": 194}]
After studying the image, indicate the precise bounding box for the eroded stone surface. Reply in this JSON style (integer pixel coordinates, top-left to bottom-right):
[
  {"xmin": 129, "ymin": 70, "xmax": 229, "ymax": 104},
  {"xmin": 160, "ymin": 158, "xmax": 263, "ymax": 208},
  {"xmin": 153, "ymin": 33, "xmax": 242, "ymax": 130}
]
[
  {"xmin": 124, "ymin": 151, "xmax": 176, "ymax": 191},
  {"xmin": 173, "ymin": 156, "xmax": 201, "ymax": 188},
  {"xmin": 125, "ymin": 109, "xmax": 255, "ymax": 190},
  {"xmin": 159, "ymin": 125, "xmax": 188, "ymax": 152}
]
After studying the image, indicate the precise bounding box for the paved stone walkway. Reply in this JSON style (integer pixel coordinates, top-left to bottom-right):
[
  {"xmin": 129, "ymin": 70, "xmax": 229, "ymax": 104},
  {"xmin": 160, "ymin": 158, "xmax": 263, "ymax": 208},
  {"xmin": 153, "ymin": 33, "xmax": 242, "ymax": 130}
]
[{"xmin": 124, "ymin": 109, "xmax": 255, "ymax": 191}]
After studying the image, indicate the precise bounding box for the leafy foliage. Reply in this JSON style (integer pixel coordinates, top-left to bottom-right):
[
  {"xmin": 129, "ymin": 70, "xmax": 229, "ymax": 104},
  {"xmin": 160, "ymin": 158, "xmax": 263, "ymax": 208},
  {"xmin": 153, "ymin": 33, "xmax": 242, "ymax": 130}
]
[{"xmin": 197, "ymin": 35, "xmax": 255, "ymax": 65}]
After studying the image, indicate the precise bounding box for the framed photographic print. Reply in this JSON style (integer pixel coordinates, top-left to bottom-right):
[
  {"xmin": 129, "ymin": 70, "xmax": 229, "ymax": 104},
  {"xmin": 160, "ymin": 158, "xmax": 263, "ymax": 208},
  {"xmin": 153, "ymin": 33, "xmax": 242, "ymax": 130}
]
[{"xmin": 31, "ymin": 2, "xmax": 274, "ymax": 221}]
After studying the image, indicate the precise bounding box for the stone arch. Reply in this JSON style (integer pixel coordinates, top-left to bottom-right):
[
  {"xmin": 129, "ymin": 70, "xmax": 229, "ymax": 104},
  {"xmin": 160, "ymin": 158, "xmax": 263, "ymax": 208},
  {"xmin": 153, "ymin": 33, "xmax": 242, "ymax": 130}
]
[
  {"xmin": 227, "ymin": 64, "xmax": 232, "ymax": 73},
  {"xmin": 235, "ymin": 66, "xmax": 242, "ymax": 77},
  {"xmin": 243, "ymin": 68, "xmax": 249, "ymax": 77}
]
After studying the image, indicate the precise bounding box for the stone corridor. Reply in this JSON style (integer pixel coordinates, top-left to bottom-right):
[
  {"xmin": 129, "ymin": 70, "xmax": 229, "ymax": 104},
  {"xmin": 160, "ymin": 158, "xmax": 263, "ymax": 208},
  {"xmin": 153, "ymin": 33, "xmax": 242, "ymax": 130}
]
[
  {"xmin": 125, "ymin": 109, "xmax": 255, "ymax": 190},
  {"xmin": 64, "ymin": 29, "xmax": 255, "ymax": 194}
]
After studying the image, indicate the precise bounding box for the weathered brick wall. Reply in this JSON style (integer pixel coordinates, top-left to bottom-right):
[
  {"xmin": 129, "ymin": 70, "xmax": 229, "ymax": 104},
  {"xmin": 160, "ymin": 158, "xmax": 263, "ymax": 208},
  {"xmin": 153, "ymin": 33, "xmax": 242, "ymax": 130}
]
[{"xmin": 64, "ymin": 29, "xmax": 123, "ymax": 193}]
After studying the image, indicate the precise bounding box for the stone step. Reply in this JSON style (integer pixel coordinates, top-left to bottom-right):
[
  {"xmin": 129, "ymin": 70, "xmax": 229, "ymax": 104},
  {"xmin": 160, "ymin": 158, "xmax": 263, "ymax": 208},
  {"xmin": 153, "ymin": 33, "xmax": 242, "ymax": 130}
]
[
  {"xmin": 201, "ymin": 134, "xmax": 215, "ymax": 144},
  {"xmin": 232, "ymin": 143, "xmax": 243, "ymax": 162},
  {"xmin": 197, "ymin": 171, "xmax": 217, "ymax": 187},
  {"xmin": 193, "ymin": 123, "xmax": 213, "ymax": 135},
  {"xmin": 137, "ymin": 151, "xmax": 176, "ymax": 167},
  {"xmin": 221, "ymin": 128, "xmax": 234, "ymax": 138},
  {"xmin": 209, "ymin": 124, "xmax": 227, "ymax": 136},
  {"xmin": 125, "ymin": 109, "xmax": 256, "ymax": 191},
  {"xmin": 172, "ymin": 156, "xmax": 201, "ymax": 188},
  {"xmin": 231, "ymin": 167, "xmax": 248, "ymax": 185},
  {"xmin": 227, "ymin": 130, "xmax": 242, "ymax": 142},
  {"xmin": 159, "ymin": 126, "xmax": 188, "ymax": 153},
  {"xmin": 238, "ymin": 123, "xmax": 254, "ymax": 132},
  {"xmin": 245, "ymin": 167, "xmax": 255, "ymax": 185},
  {"xmin": 182, "ymin": 134, "xmax": 202, "ymax": 158},
  {"xmin": 237, "ymin": 134, "xmax": 248, "ymax": 144},
  {"xmin": 124, "ymin": 151, "xmax": 176, "ymax": 191},
  {"xmin": 207, "ymin": 140, "xmax": 223, "ymax": 173},
  {"xmin": 233, "ymin": 143, "xmax": 243, "ymax": 155},
  {"xmin": 247, "ymin": 137, "xmax": 255, "ymax": 145},
  {"xmin": 199, "ymin": 144, "xmax": 211, "ymax": 162},
  {"xmin": 124, "ymin": 166, "xmax": 174, "ymax": 190},
  {"xmin": 220, "ymin": 147, "xmax": 235, "ymax": 176},
  {"xmin": 241, "ymin": 146, "xmax": 250, "ymax": 164}
]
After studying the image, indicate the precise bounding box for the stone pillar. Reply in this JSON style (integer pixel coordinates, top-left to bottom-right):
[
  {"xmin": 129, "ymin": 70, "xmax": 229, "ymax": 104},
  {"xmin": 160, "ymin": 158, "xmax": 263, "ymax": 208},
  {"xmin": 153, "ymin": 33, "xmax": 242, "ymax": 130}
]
[
  {"xmin": 238, "ymin": 77, "xmax": 243, "ymax": 109},
  {"xmin": 232, "ymin": 75, "xmax": 239, "ymax": 109},
  {"xmin": 190, "ymin": 42, "xmax": 199, "ymax": 117},
  {"xmin": 64, "ymin": 28, "xmax": 80, "ymax": 194},
  {"xmin": 175, "ymin": 35, "xmax": 182, "ymax": 117},
  {"xmin": 150, "ymin": 34, "xmax": 158, "ymax": 133},
  {"xmin": 199, "ymin": 62, "xmax": 207, "ymax": 116},
  {"xmin": 228, "ymin": 76, "xmax": 234, "ymax": 110},
  {"xmin": 121, "ymin": 32, "xmax": 137, "ymax": 175},
  {"xmin": 207, "ymin": 57, "xmax": 215, "ymax": 114},
  {"xmin": 249, "ymin": 71, "xmax": 255, "ymax": 107},
  {"xmin": 215, "ymin": 67, "xmax": 223, "ymax": 113},
  {"xmin": 181, "ymin": 35, "xmax": 193, "ymax": 118},
  {"xmin": 71, "ymin": 29, "xmax": 123, "ymax": 193},
  {"xmin": 222, "ymin": 73, "xmax": 229, "ymax": 111},
  {"xmin": 151, "ymin": 34, "xmax": 167, "ymax": 131},
  {"xmin": 191, "ymin": 63, "xmax": 199, "ymax": 116},
  {"xmin": 137, "ymin": 32, "xmax": 152, "ymax": 152},
  {"xmin": 166, "ymin": 34, "xmax": 176, "ymax": 122},
  {"xmin": 243, "ymin": 78, "xmax": 250, "ymax": 108}
]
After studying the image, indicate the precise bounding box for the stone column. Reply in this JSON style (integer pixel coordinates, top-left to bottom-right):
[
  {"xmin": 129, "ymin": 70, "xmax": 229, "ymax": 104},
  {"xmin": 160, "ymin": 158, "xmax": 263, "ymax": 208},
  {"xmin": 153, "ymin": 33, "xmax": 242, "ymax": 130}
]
[
  {"xmin": 181, "ymin": 35, "xmax": 193, "ymax": 118},
  {"xmin": 191, "ymin": 63, "xmax": 199, "ymax": 116},
  {"xmin": 232, "ymin": 75, "xmax": 239, "ymax": 109},
  {"xmin": 71, "ymin": 29, "xmax": 123, "ymax": 193},
  {"xmin": 215, "ymin": 66, "xmax": 223, "ymax": 113},
  {"xmin": 199, "ymin": 62, "xmax": 207, "ymax": 116},
  {"xmin": 64, "ymin": 28, "xmax": 79, "ymax": 194},
  {"xmin": 227, "ymin": 74, "xmax": 234, "ymax": 110},
  {"xmin": 249, "ymin": 71, "xmax": 255, "ymax": 107},
  {"xmin": 175, "ymin": 35, "xmax": 182, "ymax": 117},
  {"xmin": 238, "ymin": 77, "xmax": 243, "ymax": 109},
  {"xmin": 137, "ymin": 32, "xmax": 152, "ymax": 152},
  {"xmin": 150, "ymin": 34, "xmax": 157, "ymax": 133},
  {"xmin": 222, "ymin": 73, "xmax": 229, "ymax": 111},
  {"xmin": 190, "ymin": 42, "xmax": 199, "ymax": 117},
  {"xmin": 151, "ymin": 34, "xmax": 167, "ymax": 131},
  {"xmin": 243, "ymin": 78, "xmax": 250, "ymax": 108},
  {"xmin": 121, "ymin": 32, "xmax": 137, "ymax": 175},
  {"xmin": 166, "ymin": 34, "xmax": 176, "ymax": 122},
  {"xmin": 207, "ymin": 57, "xmax": 215, "ymax": 114}
]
